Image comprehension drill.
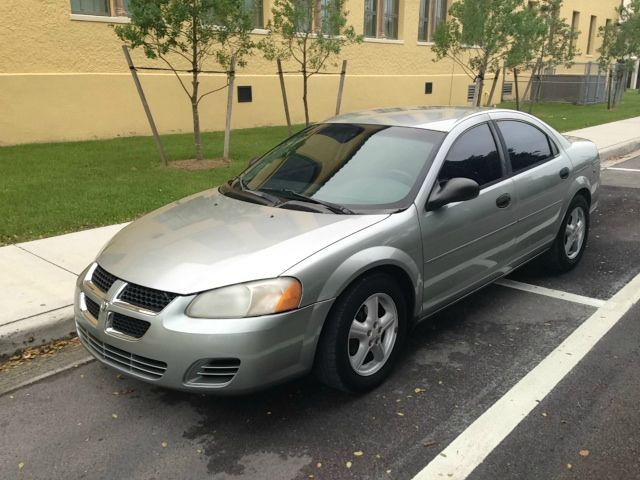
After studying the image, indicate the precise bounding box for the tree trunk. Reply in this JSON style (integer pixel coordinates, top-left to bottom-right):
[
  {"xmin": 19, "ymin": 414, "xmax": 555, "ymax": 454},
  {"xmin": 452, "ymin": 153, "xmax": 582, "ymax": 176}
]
[
  {"xmin": 302, "ymin": 72, "xmax": 310, "ymax": 126},
  {"xmin": 474, "ymin": 72, "xmax": 485, "ymax": 107},
  {"xmin": 191, "ymin": 11, "xmax": 203, "ymax": 161},
  {"xmin": 528, "ymin": 64, "xmax": 544, "ymax": 114},
  {"xmin": 607, "ymin": 67, "xmax": 613, "ymax": 110},
  {"xmin": 191, "ymin": 71, "xmax": 203, "ymax": 161},
  {"xmin": 513, "ymin": 69, "xmax": 520, "ymax": 111},
  {"xmin": 486, "ymin": 68, "xmax": 500, "ymax": 106},
  {"xmin": 302, "ymin": 37, "xmax": 310, "ymax": 126},
  {"xmin": 192, "ymin": 99, "xmax": 203, "ymax": 161}
]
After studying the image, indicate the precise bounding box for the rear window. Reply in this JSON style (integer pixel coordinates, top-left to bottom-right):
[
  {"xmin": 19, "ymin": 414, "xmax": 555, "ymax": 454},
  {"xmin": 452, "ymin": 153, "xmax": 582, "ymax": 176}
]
[{"xmin": 497, "ymin": 120, "xmax": 554, "ymax": 173}]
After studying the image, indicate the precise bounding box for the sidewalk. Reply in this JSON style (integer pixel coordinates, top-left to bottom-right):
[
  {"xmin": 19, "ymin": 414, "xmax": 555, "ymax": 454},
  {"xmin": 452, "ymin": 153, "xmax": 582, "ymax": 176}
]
[{"xmin": 2, "ymin": 117, "xmax": 640, "ymax": 357}]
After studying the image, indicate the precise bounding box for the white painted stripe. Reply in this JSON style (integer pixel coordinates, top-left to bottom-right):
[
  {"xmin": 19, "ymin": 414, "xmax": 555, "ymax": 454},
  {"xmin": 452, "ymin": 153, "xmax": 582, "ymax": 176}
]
[
  {"xmin": 607, "ymin": 167, "xmax": 640, "ymax": 173},
  {"xmin": 413, "ymin": 271, "xmax": 640, "ymax": 480},
  {"xmin": 495, "ymin": 278, "xmax": 605, "ymax": 308}
]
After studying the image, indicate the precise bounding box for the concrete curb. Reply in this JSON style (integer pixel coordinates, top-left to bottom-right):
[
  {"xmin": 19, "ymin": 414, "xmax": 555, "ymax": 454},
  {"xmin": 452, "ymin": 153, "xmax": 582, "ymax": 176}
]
[
  {"xmin": 0, "ymin": 306, "xmax": 75, "ymax": 358},
  {"xmin": 598, "ymin": 139, "xmax": 640, "ymax": 162}
]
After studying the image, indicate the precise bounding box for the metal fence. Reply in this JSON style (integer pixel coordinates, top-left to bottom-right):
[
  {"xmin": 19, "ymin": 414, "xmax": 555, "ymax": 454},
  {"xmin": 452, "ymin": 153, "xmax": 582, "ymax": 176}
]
[{"xmin": 500, "ymin": 61, "xmax": 629, "ymax": 106}]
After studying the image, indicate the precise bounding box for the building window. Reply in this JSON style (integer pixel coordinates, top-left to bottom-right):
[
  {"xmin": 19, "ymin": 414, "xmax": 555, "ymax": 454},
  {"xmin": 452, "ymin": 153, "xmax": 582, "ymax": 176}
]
[
  {"xmin": 364, "ymin": 0, "xmax": 400, "ymax": 40},
  {"xmin": 70, "ymin": 0, "xmax": 129, "ymax": 17},
  {"xmin": 364, "ymin": 0, "xmax": 378, "ymax": 37},
  {"xmin": 570, "ymin": 11, "xmax": 580, "ymax": 56},
  {"xmin": 418, "ymin": 0, "xmax": 447, "ymax": 42},
  {"xmin": 586, "ymin": 15, "xmax": 596, "ymax": 54},
  {"xmin": 71, "ymin": 0, "xmax": 110, "ymax": 16},
  {"xmin": 292, "ymin": 0, "xmax": 338, "ymax": 34},
  {"xmin": 244, "ymin": 0, "xmax": 264, "ymax": 29}
]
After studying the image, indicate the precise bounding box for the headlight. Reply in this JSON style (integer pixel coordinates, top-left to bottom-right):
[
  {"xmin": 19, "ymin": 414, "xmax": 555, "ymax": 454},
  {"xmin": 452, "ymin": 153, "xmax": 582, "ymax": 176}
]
[{"xmin": 186, "ymin": 277, "xmax": 302, "ymax": 319}]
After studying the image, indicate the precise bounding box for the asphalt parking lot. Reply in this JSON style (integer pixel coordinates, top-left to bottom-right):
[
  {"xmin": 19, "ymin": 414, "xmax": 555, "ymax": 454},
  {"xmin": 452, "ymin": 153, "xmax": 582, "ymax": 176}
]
[{"xmin": 1, "ymin": 155, "xmax": 639, "ymax": 480}]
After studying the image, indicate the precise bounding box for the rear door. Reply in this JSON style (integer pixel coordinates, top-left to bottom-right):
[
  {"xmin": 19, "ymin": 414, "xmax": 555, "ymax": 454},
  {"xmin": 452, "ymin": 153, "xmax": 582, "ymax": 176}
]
[
  {"xmin": 492, "ymin": 116, "xmax": 572, "ymax": 262},
  {"xmin": 418, "ymin": 120, "xmax": 518, "ymax": 314}
]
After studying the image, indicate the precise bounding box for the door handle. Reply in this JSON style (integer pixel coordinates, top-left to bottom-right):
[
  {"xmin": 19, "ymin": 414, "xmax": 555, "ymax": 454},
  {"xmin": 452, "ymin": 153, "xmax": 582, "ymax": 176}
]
[
  {"xmin": 496, "ymin": 193, "xmax": 511, "ymax": 208},
  {"xmin": 559, "ymin": 167, "xmax": 570, "ymax": 179}
]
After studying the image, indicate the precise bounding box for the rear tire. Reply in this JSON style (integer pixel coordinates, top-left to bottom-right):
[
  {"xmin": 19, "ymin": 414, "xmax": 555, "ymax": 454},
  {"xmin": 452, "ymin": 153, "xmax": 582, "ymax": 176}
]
[
  {"xmin": 545, "ymin": 195, "xmax": 590, "ymax": 273},
  {"xmin": 314, "ymin": 272, "xmax": 407, "ymax": 393}
]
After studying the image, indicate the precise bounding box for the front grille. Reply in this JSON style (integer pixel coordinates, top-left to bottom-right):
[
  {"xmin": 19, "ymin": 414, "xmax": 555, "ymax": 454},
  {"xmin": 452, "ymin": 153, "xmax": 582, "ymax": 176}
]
[
  {"xmin": 185, "ymin": 358, "xmax": 241, "ymax": 386},
  {"xmin": 92, "ymin": 265, "xmax": 117, "ymax": 293},
  {"xmin": 119, "ymin": 284, "xmax": 178, "ymax": 313},
  {"xmin": 111, "ymin": 312, "xmax": 150, "ymax": 339},
  {"xmin": 85, "ymin": 296, "xmax": 101, "ymax": 319},
  {"xmin": 77, "ymin": 325, "xmax": 167, "ymax": 379}
]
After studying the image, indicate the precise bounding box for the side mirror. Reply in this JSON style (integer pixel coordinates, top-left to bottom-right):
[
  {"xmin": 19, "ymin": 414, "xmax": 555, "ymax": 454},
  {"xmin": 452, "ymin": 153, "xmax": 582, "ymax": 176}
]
[{"xmin": 426, "ymin": 177, "xmax": 480, "ymax": 211}]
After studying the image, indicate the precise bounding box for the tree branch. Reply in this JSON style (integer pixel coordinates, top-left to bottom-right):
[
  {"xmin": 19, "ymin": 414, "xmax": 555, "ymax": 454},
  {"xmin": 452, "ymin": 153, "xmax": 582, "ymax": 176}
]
[
  {"xmin": 196, "ymin": 82, "xmax": 229, "ymax": 105},
  {"xmin": 157, "ymin": 54, "xmax": 192, "ymax": 99}
]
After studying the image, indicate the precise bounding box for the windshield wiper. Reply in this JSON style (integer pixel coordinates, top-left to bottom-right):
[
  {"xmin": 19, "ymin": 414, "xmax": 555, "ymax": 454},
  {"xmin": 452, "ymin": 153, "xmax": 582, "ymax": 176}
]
[
  {"xmin": 231, "ymin": 178, "xmax": 282, "ymax": 205},
  {"xmin": 260, "ymin": 188, "xmax": 354, "ymax": 215}
]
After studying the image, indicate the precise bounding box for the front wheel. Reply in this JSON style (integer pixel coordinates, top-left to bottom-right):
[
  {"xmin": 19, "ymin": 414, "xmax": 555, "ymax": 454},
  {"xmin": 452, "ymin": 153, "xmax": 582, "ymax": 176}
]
[
  {"xmin": 314, "ymin": 273, "xmax": 407, "ymax": 393},
  {"xmin": 545, "ymin": 195, "xmax": 590, "ymax": 272}
]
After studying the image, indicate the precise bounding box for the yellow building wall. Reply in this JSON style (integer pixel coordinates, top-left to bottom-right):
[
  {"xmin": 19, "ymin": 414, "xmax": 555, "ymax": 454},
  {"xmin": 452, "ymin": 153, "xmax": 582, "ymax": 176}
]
[{"xmin": 0, "ymin": 0, "xmax": 620, "ymax": 145}]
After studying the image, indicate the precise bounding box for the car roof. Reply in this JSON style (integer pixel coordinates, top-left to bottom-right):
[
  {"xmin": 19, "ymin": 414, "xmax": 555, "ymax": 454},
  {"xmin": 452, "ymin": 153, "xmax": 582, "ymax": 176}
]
[{"xmin": 325, "ymin": 106, "xmax": 507, "ymax": 132}]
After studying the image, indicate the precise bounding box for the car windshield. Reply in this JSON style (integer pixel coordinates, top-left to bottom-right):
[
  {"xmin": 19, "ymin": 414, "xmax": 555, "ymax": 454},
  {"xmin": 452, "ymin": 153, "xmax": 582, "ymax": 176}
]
[{"xmin": 230, "ymin": 123, "xmax": 444, "ymax": 212}]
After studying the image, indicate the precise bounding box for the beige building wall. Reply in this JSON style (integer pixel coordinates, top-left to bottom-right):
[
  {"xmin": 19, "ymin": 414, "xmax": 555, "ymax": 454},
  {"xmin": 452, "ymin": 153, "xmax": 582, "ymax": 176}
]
[{"xmin": 0, "ymin": 0, "xmax": 620, "ymax": 145}]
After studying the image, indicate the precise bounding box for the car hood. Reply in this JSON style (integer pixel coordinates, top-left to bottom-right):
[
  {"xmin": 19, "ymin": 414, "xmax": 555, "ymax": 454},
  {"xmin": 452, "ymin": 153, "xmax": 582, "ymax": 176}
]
[{"xmin": 96, "ymin": 188, "xmax": 388, "ymax": 295}]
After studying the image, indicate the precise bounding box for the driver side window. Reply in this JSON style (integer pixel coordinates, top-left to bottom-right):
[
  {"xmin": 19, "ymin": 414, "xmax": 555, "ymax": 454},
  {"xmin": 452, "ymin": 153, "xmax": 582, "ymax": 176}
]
[{"xmin": 439, "ymin": 123, "xmax": 503, "ymax": 188}]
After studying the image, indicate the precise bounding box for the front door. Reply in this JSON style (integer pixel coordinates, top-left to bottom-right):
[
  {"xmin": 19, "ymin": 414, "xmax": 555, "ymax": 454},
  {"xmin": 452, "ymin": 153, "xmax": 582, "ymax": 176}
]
[{"xmin": 419, "ymin": 122, "xmax": 518, "ymax": 314}]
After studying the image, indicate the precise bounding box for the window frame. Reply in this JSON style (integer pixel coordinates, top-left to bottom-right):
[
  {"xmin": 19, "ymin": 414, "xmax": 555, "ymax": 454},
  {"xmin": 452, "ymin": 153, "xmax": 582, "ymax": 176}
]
[
  {"xmin": 493, "ymin": 119, "xmax": 560, "ymax": 177},
  {"xmin": 364, "ymin": 0, "xmax": 401, "ymax": 40},
  {"xmin": 70, "ymin": 0, "xmax": 131, "ymax": 22},
  {"xmin": 70, "ymin": 0, "xmax": 110, "ymax": 16},
  {"xmin": 418, "ymin": 0, "xmax": 447, "ymax": 43},
  {"xmin": 437, "ymin": 121, "xmax": 508, "ymax": 191},
  {"xmin": 586, "ymin": 15, "xmax": 597, "ymax": 55}
]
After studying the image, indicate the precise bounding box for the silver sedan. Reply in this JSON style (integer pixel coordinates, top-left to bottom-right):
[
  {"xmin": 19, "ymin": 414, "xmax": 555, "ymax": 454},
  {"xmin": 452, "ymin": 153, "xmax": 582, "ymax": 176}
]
[{"xmin": 74, "ymin": 107, "xmax": 599, "ymax": 394}]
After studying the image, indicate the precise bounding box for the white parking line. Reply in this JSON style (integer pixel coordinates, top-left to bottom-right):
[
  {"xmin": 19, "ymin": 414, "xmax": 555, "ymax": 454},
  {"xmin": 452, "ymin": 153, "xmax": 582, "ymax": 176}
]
[
  {"xmin": 607, "ymin": 167, "xmax": 640, "ymax": 173},
  {"xmin": 413, "ymin": 271, "xmax": 640, "ymax": 480},
  {"xmin": 495, "ymin": 278, "xmax": 605, "ymax": 308}
]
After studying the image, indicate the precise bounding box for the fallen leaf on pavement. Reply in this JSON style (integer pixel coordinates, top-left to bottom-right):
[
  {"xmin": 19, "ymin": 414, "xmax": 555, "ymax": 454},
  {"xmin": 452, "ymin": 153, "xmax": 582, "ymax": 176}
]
[
  {"xmin": 423, "ymin": 441, "xmax": 438, "ymax": 448},
  {"xmin": 397, "ymin": 412, "xmax": 405, "ymax": 416},
  {"xmin": 0, "ymin": 338, "xmax": 81, "ymax": 373},
  {"xmin": 18, "ymin": 462, "xmax": 25, "ymax": 471},
  {"xmin": 414, "ymin": 388, "xmax": 426, "ymax": 393},
  {"xmin": 346, "ymin": 461, "xmax": 352, "ymax": 469},
  {"xmin": 111, "ymin": 413, "xmax": 118, "ymax": 419},
  {"xmin": 579, "ymin": 449, "xmax": 590, "ymax": 457},
  {"xmin": 354, "ymin": 451, "xmax": 364, "ymax": 457},
  {"xmin": 567, "ymin": 463, "xmax": 573, "ymax": 470},
  {"xmin": 161, "ymin": 441, "xmax": 168, "ymax": 448}
]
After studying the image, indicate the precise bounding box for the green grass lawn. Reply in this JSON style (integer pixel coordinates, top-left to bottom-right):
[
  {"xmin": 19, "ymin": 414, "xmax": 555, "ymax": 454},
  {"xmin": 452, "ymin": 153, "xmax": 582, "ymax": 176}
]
[
  {"xmin": 499, "ymin": 89, "xmax": 640, "ymax": 131},
  {"xmin": 1, "ymin": 90, "xmax": 639, "ymax": 245},
  {"xmin": 0, "ymin": 125, "xmax": 300, "ymax": 245}
]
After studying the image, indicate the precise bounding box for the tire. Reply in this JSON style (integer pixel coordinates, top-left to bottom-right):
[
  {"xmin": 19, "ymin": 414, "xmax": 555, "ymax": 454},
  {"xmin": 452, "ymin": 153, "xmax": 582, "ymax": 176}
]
[
  {"xmin": 544, "ymin": 194, "xmax": 590, "ymax": 273},
  {"xmin": 314, "ymin": 272, "xmax": 407, "ymax": 393}
]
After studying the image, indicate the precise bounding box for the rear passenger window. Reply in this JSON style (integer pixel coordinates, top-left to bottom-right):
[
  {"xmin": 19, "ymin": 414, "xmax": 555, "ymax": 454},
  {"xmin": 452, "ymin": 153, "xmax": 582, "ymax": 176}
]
[
  {"xmin": 439, "ymin": 123, "xmax": 503, "ymax": 188},
  {"xmin": 498, "ymin": 120, "xmax": 554, "ymax": 173}
]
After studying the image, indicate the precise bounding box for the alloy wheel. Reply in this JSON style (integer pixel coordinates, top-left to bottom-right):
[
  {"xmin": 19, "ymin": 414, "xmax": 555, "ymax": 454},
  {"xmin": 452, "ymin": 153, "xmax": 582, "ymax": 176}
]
[{"xmin": 348, "ymin": 293, "xmax": 399, "ymax": 376}]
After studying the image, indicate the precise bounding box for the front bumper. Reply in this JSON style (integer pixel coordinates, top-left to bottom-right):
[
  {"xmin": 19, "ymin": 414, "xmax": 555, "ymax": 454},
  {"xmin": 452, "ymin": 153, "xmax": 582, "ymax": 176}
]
[{"xmin": 74, "ymin": 274, "xmax": 333, "ymax": 394}]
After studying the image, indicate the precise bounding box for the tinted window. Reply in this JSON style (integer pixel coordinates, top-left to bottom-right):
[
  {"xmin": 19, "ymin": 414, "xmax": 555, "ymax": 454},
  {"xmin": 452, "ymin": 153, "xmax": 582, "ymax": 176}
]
[
  {"xmin": 237, "ymin": 123, "xmax": 445, "ymax": 209},
  {"xmin": 439, "ymin": 123, "xmax": 503, "ymax": 188},
  {"xmin": 498, "ymin": 120, "xmax": 553, "ymax": 173}
]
